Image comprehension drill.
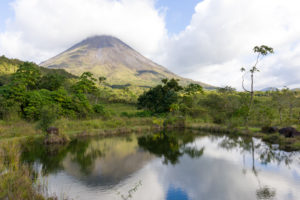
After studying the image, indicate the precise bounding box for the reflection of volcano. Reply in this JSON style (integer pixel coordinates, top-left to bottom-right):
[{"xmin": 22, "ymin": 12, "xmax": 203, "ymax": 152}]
[{"xmin": 61, "ymin": 137, "xmax": 153, "ymax": 187}]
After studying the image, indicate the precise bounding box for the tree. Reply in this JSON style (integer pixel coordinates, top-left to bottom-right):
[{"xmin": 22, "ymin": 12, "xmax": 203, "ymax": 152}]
[
  {"xmin": 72, "ymin": 72, "xmax": 98, "ymax": 94},
  {"xmin": 98, "ymin": 76, "xmax": 106, "ymax": 85},
  {"xmin": 137, "ymin": 79, "xmax": 183, "ymax": 113},
  {"xmin": 12, "ymin": 62, "xmax": 41, "ymax": 90},
  {"xmin": 38, "ymin": 73, "xmax": 65, "ymax": 91},
  {"xmin": 217, "ymin": 86, "xmax": 236, "ymax": 93},
  {"xmin": 184, "ymin": 83, "xmax": 203, "ymax": 95},
  {"xmin": 241, "ymin": 45, "xmax": 274, "ymax": 127}
]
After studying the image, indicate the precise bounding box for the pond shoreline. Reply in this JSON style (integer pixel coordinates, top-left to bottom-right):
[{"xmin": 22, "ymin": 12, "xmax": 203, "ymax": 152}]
[{"xmin": 1, "ymin": 118, "xmax": 300, "ymax": 151}]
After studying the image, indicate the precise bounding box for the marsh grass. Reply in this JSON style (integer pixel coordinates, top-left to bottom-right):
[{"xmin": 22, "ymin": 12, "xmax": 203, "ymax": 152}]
[{"xmin": 0, "ymin": 140, "xmax": 48, "ymax": 200}]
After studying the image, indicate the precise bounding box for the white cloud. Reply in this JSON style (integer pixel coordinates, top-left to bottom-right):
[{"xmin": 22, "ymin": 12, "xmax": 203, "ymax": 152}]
[
  {"xmin": 1, "ymin": 0, "xmax": 300, "ymax": 89},
  {"xmin": 0, "ymin": 0, "xmax": 167, "ymax": 63},
  {"xmin": 160, "ymin": 0, "xmax": 300, "ymax": 89}
]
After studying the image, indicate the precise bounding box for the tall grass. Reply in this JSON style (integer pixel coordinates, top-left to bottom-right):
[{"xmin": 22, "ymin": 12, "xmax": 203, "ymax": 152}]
[{"xmin": 0, "ymin": 140, "xmax": 47, "ymax": 200}]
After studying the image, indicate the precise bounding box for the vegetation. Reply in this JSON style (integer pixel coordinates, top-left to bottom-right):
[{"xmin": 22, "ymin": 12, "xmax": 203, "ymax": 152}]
[{"xmin": 0, "ymin": 51, "xmax": 300, "ymax": 199}]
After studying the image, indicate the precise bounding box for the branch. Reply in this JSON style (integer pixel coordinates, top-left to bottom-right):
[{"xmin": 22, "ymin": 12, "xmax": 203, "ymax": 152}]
[
  {"xmin": 242, "ymin": 72, "xmax": 250, "ymax": 93},
  {"xmin": 253, "ymin": 52, "xmax": 261, "ymax": 68}
]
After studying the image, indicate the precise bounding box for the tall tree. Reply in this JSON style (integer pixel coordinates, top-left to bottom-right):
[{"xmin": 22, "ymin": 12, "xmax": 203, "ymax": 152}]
[{"xmin": 241, "ymin": 45, "xmax": 274, "ymax": 127}]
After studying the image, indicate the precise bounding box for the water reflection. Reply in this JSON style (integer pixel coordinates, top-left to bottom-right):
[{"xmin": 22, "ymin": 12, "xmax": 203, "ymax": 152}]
[
  {"xmin": 21, "ymin": 132, "xmax": 300, "ymax": 200},
  {"xmin": 138, "ymin": 133, "xmax": 204, "ymax": 165},
  {"xmin": 22, "ymin": 136, "xmax": 153, "ymax": 187}
]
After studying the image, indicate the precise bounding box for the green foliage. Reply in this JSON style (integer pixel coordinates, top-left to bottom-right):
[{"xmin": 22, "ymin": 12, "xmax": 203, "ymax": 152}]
[
  {"xmin": 38, "ymin": 73, "xmax": 65, "ymax": 91},
  {"xmin": 22, "ymin": 90, "xmax": 51, "ymax": 120},
  {"xmin": 36, "ymin": 105, "xmax": 59, "ymax": 132},
  {"xmin": 12, "ymin": 62, "xmax": 41, "ymax": 90},
  {"xmin": 184, "ymin": 83, "xmax": 203, "ymax": 95},
  {"xmin": 71, "ymin": 93, "xmax": 94, "ymax": 118},
  {"xmin": 93, "ymin": 103, "xmax": 108, "ymax": 117},
  {"xmin": 253, "ymin": 45, "xmax": 274, "ymax": 55},
  {"xmin": 72, "ymin": 72, "xmax": 97, "ymax": 94},
  {"xmin": 0, "ymin": 57, "xmax": 114, "ymax": 121},
  {"xmin": 98, "ymin": 76, "xmax": 106, "ymax": 84},
  {"xmin": 137, "ymin": 79, "xmax": 182, "ymax": 113},
  {"xmin": 217, "ymin": 86, "xmax": 236, "ymax": 93}
]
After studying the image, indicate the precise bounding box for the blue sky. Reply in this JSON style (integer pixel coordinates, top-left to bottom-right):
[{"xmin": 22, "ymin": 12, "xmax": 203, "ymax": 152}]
[
  {"xmin": 0, "ymin": 0, "xmax": 13, "ymax": 31},
  {"xmin": 0, "ymin": 0, "xmax": 200, "ymax": 34},
  {"xmin": 155, "ymin": 0, "xmax": 200, "ymax": 34}
]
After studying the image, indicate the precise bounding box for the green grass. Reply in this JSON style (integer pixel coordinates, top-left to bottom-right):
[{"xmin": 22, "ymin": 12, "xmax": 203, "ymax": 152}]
[
  {"xmin": 103, "ymin": 102, "xmax": 138, "ymax": 116},
  {"xmin": 0, "ymin": 120, "xmax": 40, "ymax": 139}
]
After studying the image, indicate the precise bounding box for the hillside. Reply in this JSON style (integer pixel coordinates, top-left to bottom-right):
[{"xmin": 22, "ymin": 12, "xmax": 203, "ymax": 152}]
[
  {"xmin": 0, "ymin": 55, "xmax": 76, "ymax": 86},
  {"xmin": 40, "ymin": 35, "xmax": 214, "ymax": 89},
  {"xmin": 0, "ymin": 55, "xmax": 23, "ymax": 74}
]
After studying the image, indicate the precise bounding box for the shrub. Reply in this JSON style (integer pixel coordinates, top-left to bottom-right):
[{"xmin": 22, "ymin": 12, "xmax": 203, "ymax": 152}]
[
  {"xmin": 36, "ymin": 105, "xmax": 58, "ymax": 132},
  {"xmin": 93, "ymin": 104, "xmax": 105, "ymax": 115}
]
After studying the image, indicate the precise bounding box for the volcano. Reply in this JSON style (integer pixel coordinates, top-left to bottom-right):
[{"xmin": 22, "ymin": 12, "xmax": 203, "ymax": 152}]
[{"xmin": 41, "ymin": 35, "xmax": 213, "ymax": 88}]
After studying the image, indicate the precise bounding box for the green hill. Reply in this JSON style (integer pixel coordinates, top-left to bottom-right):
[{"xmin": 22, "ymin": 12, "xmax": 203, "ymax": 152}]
[{"xmin": 0, "ymin": 55, "xmax": 76, "ymax": 86}]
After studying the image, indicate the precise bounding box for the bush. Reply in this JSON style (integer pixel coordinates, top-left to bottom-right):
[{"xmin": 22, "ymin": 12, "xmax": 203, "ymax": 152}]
[
  {"xmin": 93, "ymin": 104, "xmax": 105, "ymax": 115},
  {"xmin": 36, "ymin": 105, "xmax": 58, "ymax": 132}
]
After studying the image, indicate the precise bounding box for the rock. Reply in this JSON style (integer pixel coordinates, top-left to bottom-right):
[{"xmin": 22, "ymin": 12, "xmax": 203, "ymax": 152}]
[
  {"xmin": 46, "ymin": 127, "xmax": 59, "ymax": 135},
  {"xmin": 279, "ymin": 127, "xmax": 300, "ymax": 138},
  {"xmin": 261, "ymin": 126, "xmax": 278, "ymax": 134},
  {"xmin": 44, "ymin": 134, "xmax": 67, "ymax": 145}
]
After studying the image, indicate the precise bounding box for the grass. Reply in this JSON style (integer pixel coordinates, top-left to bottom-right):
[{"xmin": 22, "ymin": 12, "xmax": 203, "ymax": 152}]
[
  {"xmin": 0, "ymin": 103, "xmax": 151, "ymax": 139},
  {"xmin": 103, "ymin": 102, "xmax": 139, "ymax": 116},
  {"xmin": 0, "ymin": 140, "xmax": 48, "ymax": 200},
  {"xmin": 54, "ymin": 117, "xmax": 153, "ymax": 136},
  {"xmin": 1, "ymin": 102, "xmax": 300, "ymax": 149},
  {"xmin": 0, "ymin": 120, "xmax": 41, "ymax": 139}
]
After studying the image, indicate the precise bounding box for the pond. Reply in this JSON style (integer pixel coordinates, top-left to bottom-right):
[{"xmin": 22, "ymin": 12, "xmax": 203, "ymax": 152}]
[{"xmin": 21, "ymin": 131, "xmax": 300, "ymax": 200}]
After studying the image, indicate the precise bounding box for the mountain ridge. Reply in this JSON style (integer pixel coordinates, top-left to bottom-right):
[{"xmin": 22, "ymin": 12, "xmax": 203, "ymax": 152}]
[{"xmin": 40, "ymin": 35, "xmax": 214, "ymax": 89}]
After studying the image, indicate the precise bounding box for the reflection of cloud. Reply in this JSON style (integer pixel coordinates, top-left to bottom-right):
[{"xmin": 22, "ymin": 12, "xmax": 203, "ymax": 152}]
[
  {"xmin": 45, "ymin": 159, "xmax": 165, "ymax": 200},
  {"xmin": 42, "ymin": 135, "xmax": 300, "ymax": 200},
  {"xmin": 61, "ymin": 137, "xmax": 153, "ymax": 187},
  {"xmin": 156, "ymin": 136, "xmax": 300, "ymax": 200}
]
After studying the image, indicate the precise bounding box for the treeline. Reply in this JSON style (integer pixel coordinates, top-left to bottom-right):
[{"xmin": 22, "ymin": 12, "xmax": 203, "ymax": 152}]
[
  {"xmin": 1, "ymin": 58, "xmax": 299, "ymax": 130},
  {"xmin": 0, "ymin": 62, "xmax": 113, "ymax": 130},
  {"xmin": 137, "ymin": 80, "xmax": 300, "ymax": 128}
]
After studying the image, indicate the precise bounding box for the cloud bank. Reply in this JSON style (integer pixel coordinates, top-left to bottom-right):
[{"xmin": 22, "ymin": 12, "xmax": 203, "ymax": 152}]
[
  {"xmin": 161, "ymin": 0, "xmax": 300, "ymax": 89},
  {"xmin": 0, "ymin": 0, "xmax": 167, "ymax": 63},
  {"xmin": 1, "ymin": 0, "xmax": 300, "ymax": 89}
]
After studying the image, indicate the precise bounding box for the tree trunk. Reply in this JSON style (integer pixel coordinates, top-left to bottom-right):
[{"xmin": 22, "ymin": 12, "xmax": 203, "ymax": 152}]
[{"xmin": 245, "ymin": 73, "xmax": 254, "ymax": 128}]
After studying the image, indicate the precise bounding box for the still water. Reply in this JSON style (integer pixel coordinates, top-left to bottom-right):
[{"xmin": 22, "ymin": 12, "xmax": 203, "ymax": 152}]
[{"xmin": 22, "ymin": 131, "xmax": 300, "ymax": 200}]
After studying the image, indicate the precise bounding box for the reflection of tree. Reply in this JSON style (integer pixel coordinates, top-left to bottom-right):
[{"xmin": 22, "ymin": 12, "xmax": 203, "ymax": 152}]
[
  {"xmin": 21, "ymin": 138, "xmax": 102, "ymax": 175},
  {"xmin": 21, "ymin": 140, "xmax": 69, "ymax": 175},
  {"xmin": 217, "ymin": 134, "xmax": 299, "ymax": 200},
  {"xmin": 138, "ymin": 133, "xmax": 204, "ymax": 165},
  {"xmin": 218, "ymin": 135, "xmax": 296, "ymax": 166},
  {"xmin": 67, "ymin": 139, "xmax": 103, "ymax": 174},
  {"xmin": 256, "ymin": 186, "xmax": 276, "ymax": 200}
]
